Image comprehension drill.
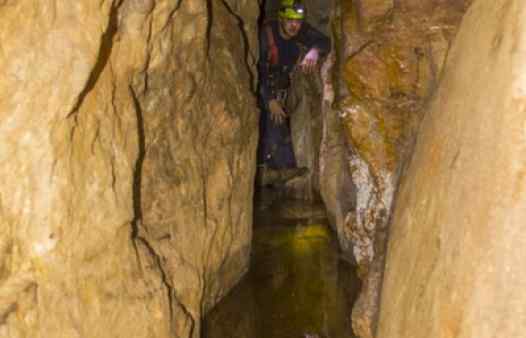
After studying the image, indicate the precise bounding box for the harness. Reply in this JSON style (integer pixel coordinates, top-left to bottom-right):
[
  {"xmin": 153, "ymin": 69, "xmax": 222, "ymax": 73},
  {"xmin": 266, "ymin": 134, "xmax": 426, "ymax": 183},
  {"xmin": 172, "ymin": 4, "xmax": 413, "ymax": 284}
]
[
  {"xmin": 265, "ymin": 24, "xmax": 279, "ymax": 66},
  {"xmin": 264, "ymin": 23, "xmax": 292, "ymax": 103}
]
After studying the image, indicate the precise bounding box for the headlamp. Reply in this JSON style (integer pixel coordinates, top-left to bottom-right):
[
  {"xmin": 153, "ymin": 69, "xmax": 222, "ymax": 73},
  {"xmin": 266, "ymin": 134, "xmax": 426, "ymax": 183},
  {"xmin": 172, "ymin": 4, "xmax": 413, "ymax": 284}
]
[
  {"xmin": 293, "ymin": 3, "xmax": 305, "ymax": 14},
  {"xmin": 279, "ymin": 2, "xmax": 306, "ymax": 20}
]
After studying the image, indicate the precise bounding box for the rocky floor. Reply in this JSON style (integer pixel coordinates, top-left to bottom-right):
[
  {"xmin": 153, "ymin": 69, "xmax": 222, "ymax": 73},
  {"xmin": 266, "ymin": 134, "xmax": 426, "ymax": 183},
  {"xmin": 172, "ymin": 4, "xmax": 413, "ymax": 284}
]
[{"xmin": 204, "ymin": 194, "xmax": 360, "ymax": 338}]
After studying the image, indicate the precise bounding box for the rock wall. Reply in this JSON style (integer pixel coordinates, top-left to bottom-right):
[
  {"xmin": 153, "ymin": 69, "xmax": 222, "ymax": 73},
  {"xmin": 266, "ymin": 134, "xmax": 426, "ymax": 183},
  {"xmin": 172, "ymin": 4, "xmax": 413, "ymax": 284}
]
[
  {"xmin": 137, "ymin": 0, "xmax": 259, "ymax": 336},
  {"xmin": 322, "ymin": 1, "xmax": 468, "ymax": 337},
  {"xmin": 377, "ymin": 1, "xmax": 526, "ymax": 337},
  {"xmin": 0, "ymin": 1, "xmax": 258, "ymax": 337}
]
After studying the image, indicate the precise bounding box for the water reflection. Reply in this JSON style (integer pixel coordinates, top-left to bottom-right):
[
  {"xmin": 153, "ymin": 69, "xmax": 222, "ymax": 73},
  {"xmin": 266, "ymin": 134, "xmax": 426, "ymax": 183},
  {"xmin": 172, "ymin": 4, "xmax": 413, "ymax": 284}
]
[{"xmin": 204, "ymin": 210, "xmax": 360, "ymax": 338}]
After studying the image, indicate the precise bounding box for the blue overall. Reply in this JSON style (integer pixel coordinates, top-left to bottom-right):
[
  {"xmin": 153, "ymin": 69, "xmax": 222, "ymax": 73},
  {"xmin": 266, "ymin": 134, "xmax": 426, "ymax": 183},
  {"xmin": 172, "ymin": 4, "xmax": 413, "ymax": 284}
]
[{"xmin": 258, "ymin": 97, "xmax": 297, "ymax": 169}]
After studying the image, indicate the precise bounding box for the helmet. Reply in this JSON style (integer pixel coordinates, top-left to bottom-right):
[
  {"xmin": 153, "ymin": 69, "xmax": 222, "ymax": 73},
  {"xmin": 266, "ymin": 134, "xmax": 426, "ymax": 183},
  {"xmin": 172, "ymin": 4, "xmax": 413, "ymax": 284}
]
[
  {"xmin": 280, "ymin": 0, "xmax": 295, "ymax": 6},
  {"xmin": 279, "ymin": 1, "xmax": 305, "ymax": 20}
]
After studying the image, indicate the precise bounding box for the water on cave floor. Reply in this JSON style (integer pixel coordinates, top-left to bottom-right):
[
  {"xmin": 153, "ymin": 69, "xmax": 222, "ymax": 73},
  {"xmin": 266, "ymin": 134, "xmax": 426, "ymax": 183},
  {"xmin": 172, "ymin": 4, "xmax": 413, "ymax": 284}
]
[{"xmin": 204, "ymin": 197, "xmax": 360, "ymax": 338}]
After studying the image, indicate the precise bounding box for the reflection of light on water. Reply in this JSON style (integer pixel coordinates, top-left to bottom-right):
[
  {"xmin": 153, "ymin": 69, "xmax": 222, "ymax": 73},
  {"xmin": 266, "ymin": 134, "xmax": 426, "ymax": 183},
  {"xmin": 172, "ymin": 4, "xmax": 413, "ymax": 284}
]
[
  {"xmin": 204, "ymin": 216, "xmax": 360, "ymax": 338},
  {"xmin": 294, "ymin": 224, "xmax": 329, "ymax": 239},
  {"xmin": 290, "ymin": 224, "xmax": 330, "ymax": 255}
]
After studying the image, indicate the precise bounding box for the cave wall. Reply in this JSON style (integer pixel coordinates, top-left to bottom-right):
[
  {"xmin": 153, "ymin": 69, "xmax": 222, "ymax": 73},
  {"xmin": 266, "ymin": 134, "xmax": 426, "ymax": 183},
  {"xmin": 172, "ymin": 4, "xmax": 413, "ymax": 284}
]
[
  {"xmin": 323, "ymin": 1, "xmax": 468, "ymax": 337},
  {"xmin": 137, "ymin": 0, "xmax": 259, "ymax": 335},
  {"xmin": 0, "ymin": 1, "xmax": 258, "ymax": 337},
  {"xmin": 377, "ymin": 1, "xmax": 526, "ymax": 337}
]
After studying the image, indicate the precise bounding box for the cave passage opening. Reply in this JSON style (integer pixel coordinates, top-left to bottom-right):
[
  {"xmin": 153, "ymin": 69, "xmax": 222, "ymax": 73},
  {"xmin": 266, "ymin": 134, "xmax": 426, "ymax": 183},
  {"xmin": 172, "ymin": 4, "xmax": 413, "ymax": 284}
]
[
  {"xmin": 203, "ymin": 1, "xmax": 362, "ymax": 337},
  {"xmin": 207, "ymin": 0, "xmax": 471, "ymax": 336},
  {"xmin": 253, "ymin": 0, "xmax": 334, "ymax": 208},
  {"xmin": 196, "ymin": 0, "xmax": 472, "ymax": 336}
]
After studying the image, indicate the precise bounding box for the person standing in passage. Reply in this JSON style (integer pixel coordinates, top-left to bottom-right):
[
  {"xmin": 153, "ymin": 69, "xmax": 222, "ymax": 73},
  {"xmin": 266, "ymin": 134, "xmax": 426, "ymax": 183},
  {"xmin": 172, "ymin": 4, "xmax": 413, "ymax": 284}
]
[{"xmin": 257, "ymin": 0, "xmax": 330, "ymax": 184}]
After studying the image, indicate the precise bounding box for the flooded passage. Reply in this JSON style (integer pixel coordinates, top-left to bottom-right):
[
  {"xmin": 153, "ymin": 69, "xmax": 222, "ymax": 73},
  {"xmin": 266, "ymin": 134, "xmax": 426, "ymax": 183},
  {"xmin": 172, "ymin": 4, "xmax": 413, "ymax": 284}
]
[{"xmin": 204, "ymin": 199, "xmax": 360, "ymax": 338}]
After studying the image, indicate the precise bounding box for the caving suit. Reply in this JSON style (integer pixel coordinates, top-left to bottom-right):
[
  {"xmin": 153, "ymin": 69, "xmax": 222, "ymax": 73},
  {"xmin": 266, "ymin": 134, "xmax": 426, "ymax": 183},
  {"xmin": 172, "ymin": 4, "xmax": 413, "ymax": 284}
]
[{"xmin": 258, "ymin": 19, "xmax": 330, "ymax": 169}]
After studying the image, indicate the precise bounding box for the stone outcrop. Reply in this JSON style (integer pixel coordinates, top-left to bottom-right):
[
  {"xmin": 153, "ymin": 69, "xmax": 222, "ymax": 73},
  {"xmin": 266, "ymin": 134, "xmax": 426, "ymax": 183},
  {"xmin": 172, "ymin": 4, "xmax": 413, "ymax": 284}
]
[
  {"xmin": 287, "ymin": 70, "xmax": 325, "ymax": 200},
  {"xmin": 377, "ymin": 1, "xmax": 526, "ymax": 337},
  {"xmin": 320, "ymin": 1, "xmax": 468, "ymax": 337},
  {"xmin": 0, "ymin": 1, "xmax": 258, "ymax": 337}
]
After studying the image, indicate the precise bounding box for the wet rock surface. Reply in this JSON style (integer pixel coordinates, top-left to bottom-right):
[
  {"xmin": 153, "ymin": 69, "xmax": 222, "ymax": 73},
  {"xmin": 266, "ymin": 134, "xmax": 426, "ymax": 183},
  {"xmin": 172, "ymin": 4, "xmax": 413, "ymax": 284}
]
[
  {"xmin": 333, "ymin": 0, "xmax": 468, "ymax": 272},
  {"xmin": 0, "ymin": 1, "xmax": 257, "ymax": 337},
  {"xmin": 321, "ymin": 1, "xmax": 469, "ymax": 337}
]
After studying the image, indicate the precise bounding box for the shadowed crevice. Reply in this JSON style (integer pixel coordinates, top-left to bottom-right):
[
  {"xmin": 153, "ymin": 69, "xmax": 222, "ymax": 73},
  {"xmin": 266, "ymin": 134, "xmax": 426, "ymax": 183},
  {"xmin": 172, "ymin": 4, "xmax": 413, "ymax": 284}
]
[
  {"xmin": 206, "ymin": 0, "xmax": 213, "ymax": 57},
  {"xmin": 219, "ymin": 0, "xmax": 257, "ymax": 92},
  {"xmin": 68, "ymin": 1, "xmax": 123, "ymax": 118},
  {"xmin": 129, "ymin": 85, "xmax": 197, "ymax": 337},
  {"xmin": 129, "ymin": 86, "xmax": 145, "ymax": 237}
]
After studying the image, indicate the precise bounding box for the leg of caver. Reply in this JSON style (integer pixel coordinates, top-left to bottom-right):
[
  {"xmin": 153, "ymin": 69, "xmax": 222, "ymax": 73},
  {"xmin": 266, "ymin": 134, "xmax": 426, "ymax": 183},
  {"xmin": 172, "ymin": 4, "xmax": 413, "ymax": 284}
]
[
  {"xmin": 256, "ymin": 165, "xmax": 309, "ymax": 187},
  {"xmin": 257, "ymin": 106, "xmax": 270, "ymax": 166},
  {"xmin": 257, "ymin": 106, "xmax": 275, "ymax": 167},
  {"xmin": 258, "ymin": 106, "xmax": 296, "ymax": 169},
  {"xmin": 271, "ymin": 117, "xmax": 296, "ymax": 169},
  {"xmin": 256, "ymin": 111, "xmax": 308, "ymax": 187}
]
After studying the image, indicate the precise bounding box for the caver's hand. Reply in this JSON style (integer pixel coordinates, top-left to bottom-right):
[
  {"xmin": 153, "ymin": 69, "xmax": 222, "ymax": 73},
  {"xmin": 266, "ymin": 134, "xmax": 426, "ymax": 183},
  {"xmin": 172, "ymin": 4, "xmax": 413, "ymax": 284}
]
[
  {"xmin": 300, "ymin": 48, "xmax": 320, "ymax": 73},
  {"xmin": 268, "ymin": 99, "xmax": 287, "ymax": 125}
]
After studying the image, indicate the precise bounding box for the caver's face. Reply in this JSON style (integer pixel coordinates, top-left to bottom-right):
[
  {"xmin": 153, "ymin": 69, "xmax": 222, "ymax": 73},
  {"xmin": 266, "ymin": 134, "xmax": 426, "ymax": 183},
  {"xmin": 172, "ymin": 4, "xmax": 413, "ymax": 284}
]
[{"xmin": 280, "ymin": 18, "xmax": 303, "ymax": 39}]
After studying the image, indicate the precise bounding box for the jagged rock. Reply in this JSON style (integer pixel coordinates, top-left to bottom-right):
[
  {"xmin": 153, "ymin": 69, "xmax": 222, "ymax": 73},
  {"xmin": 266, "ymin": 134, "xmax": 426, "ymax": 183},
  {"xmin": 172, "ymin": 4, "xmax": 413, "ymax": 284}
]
[
  {"xmin": 288, "ymin": 71, "xmax": 325, "ymax": 201},
  {"xmin": 358, "ymin": 0, "xmax": 394, "ymax": 32},
  {"xmin": 320, "ymin": 1, "xmax": 468, "ymax": 338},
  {"xmin": 0, "ymin": 1, "xmax": 258, "ymax": 337}
]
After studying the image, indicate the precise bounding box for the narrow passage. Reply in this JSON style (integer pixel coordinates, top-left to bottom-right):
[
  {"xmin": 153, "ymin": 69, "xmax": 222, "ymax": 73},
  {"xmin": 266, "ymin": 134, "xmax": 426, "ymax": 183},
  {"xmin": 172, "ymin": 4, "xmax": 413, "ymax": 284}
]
[{"xmin": 204, "ymin": 197, "xmax": 360, "ymax": 338}]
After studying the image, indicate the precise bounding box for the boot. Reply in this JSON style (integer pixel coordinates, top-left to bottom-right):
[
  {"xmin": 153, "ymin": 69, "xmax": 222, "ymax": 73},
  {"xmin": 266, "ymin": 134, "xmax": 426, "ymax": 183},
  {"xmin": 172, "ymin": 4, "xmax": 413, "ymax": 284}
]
[{"xmin": 256, "ymin": 166, "xmax": 308, "ymax": 187}]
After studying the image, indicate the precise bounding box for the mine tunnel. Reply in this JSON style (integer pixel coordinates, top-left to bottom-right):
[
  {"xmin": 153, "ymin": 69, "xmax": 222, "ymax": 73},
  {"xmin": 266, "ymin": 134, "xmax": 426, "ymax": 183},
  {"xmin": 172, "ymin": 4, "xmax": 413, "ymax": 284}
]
[{"xmin": 1, "ymin": 1, "xmax": 526, "ymax": 338}]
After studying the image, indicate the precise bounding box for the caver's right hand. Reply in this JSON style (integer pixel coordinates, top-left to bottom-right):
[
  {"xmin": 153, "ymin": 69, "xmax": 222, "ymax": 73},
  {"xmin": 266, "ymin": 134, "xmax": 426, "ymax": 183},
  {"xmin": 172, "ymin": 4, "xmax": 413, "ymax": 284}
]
[
  {"xmin": 268, "ymin": 99, "xmax": 287, "ymax": 125},
  {"xmin": 300, "ymin": 48, "xmax": 320, "ymax": 74}
]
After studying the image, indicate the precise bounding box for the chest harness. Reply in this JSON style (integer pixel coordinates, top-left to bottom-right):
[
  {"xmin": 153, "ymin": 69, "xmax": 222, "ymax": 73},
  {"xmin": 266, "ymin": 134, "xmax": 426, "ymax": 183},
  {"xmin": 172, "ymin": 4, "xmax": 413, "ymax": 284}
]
[{"xmin": 264, "ymin": 24, "xmax": 295, "ymax": 103}]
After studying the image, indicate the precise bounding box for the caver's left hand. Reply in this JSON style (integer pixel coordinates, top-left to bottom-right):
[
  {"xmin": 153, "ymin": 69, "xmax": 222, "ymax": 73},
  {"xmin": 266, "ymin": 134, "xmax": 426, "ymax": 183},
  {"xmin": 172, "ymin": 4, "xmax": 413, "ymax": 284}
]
[{"xmin": 300, "ymin": 48, "xmax": 320, "ymax": 73}]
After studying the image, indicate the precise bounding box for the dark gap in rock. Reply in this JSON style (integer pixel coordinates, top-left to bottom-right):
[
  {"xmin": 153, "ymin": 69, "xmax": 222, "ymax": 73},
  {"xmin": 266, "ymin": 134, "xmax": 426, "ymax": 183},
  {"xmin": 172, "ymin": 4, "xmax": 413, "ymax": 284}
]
[
  {"xmin": 68, "ymin": 1, "xmax": 122, "ymax": 117},
  {"xmin": 219, "ymin": 0, "xmax": 257, "ymax": 92},
  {"xmin": 129, "ymin": 86, "xmax": 145, "ymax": 237},
  {"xmin": 206, "ymin": 0, "xmax": 213, "ymax": 57},
  {"xmin": 205, "ymin": 2, "xmax": 362, "ymax": 337}
]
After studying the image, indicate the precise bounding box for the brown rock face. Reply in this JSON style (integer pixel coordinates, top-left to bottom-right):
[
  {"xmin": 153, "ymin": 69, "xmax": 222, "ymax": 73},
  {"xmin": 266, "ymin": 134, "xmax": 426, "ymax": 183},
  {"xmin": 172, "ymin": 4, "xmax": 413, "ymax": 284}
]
[
  {"xmin": 136, "ymin": 1, "xmax": 259, "ymax": 336},
  {"xmin": 0, "ymin": 1, "xmax": 257, "ymax": 337},
  {"xmin": 378, "ymin": 1, "xmax": 526, "ymax": 337},
  {"xmin": 337, "ymin": 0, "xmax": 466, "ymax": 273},
  {"xmin": 321, "ymin": 1, "xmax": 467, "ymax": 338}
]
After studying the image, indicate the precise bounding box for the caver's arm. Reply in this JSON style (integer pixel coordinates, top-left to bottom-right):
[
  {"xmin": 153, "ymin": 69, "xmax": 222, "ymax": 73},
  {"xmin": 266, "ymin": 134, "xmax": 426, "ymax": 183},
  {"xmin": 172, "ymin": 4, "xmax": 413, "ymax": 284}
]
[
  {"xmin": 258, "ymin": 24, "xmax": 276, "ymax": 107},
  {"xmin": 297, "ymin": 22, "xmax": 331, "ymax": 56}
]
